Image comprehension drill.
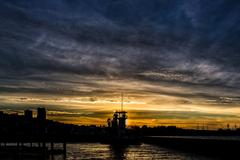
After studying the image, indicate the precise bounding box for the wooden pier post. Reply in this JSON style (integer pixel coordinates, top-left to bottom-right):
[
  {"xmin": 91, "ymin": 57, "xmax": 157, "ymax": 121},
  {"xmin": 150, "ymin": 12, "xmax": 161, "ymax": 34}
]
[
  {"xmin": 50, "ymin": 142, "xmax": 54, "ymax": 160},
  {"xmin": 51, "ymin": 142, "xmax": 54, "ymax": 151},
  {"xmin": 63, "ymin": 142, "xmax": 67, "ymax": 158}
]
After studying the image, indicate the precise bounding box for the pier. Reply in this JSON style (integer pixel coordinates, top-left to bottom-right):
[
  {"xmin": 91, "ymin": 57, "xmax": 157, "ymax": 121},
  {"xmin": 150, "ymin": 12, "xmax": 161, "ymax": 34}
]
[
  {"xmin": 0, "ymin": 137, "xmax": 67, "ymax": 159},
  {"xmin": 0, "ymin": 108, "xmax": 67, "ymax": 159}
]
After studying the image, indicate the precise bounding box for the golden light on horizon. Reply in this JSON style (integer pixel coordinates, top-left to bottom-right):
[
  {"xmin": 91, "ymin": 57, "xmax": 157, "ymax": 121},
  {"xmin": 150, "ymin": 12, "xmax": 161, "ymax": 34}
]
[{"xmin": 1, "ymin": 91, "xmax": 240, "ymax": 130}]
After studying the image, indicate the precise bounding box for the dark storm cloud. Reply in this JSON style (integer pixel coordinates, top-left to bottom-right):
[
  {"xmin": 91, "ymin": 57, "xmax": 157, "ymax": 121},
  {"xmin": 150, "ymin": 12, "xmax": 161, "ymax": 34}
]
[{"xmin": 0, "ymin": 0, "xmax": 240, "ymax": 103}]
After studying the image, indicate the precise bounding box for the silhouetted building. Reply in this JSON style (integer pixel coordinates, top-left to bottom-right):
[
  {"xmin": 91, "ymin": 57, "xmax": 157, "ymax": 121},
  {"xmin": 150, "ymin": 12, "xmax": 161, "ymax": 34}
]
[
  {"xmin": 112, "ymin": 112, "xmax": 119, "ymax": 128},
  {"xmin": 37, "ymin": 108, "xmax": 46, "ymax": 121},
  {"xmin": 108, "ymin": 111, "xmax": 127, "ymax": 136},
  {"xmin": 118, "ymin": 111, "xmax": 127, "ymax": 129}
]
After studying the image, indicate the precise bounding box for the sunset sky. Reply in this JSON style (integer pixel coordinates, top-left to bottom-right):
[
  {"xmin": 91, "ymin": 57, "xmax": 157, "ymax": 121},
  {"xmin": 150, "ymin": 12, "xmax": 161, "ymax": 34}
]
[{"xmin": 0, "ymin": 0, "xmax": 240, "ymax": 129}]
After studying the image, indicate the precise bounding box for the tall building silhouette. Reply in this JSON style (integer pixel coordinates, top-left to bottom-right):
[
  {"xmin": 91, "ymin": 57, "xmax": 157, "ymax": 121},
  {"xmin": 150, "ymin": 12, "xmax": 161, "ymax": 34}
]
[{"xmin": 37, "ymin": 108, "xmax": 46, "ymax": 121}]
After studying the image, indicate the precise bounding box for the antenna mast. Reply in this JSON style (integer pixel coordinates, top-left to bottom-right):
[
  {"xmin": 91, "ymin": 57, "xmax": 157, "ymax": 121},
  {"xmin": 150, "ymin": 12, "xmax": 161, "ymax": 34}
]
[{"xmin": 121, "ymin": 93, "xmax": 123, "ymax": 111}]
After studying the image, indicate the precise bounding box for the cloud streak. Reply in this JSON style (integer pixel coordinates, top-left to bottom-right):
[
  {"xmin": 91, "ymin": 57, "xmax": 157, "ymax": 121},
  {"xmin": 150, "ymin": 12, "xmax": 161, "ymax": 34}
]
[{"xmin": 0, "ymin": 0, "xmax": 240, "ymax": 127}]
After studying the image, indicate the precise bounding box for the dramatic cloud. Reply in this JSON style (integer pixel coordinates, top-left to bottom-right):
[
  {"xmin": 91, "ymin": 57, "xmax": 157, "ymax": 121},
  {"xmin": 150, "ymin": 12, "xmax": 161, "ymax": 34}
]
[{"xmin": 0, "ymin": 0, "xmax": 240, "ymax": 128}]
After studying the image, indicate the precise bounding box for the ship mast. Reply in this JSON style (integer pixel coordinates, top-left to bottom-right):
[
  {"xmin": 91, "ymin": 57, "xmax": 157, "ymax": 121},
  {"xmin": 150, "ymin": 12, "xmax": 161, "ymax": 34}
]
[
  {"xmin": 121, "ymin": 93, "xmax": 123, "ymax": 111},
  {"xmin": 107, "ymin": 93, "xmax": 127, "ymax": 132}
]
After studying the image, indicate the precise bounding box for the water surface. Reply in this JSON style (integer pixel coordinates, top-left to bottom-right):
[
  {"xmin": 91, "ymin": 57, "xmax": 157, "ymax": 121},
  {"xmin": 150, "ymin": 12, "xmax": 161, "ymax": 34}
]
[{"xmin": 52, "ymin": 143, "xmax": 215, "ymax": 160}]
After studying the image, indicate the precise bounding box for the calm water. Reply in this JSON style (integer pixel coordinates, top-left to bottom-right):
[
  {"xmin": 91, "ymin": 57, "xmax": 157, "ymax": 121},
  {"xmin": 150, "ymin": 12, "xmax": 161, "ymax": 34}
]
[{"xmin": 51, "ymin": 143, "xmax": 215, "ymax": 160}]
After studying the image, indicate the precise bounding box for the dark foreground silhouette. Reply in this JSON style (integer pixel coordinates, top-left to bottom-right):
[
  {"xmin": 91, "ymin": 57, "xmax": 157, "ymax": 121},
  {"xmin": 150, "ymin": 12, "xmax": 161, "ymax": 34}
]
[{"xmin": 0, "ymin": 108, "xmax": 240, "ymax": 159}]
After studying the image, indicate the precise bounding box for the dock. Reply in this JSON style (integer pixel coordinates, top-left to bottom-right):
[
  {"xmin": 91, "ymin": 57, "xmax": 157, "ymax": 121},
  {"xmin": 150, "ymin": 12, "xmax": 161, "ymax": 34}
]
[{"xmin": 0, "ymin": 139, "xmax": 67, "ymax": 159}]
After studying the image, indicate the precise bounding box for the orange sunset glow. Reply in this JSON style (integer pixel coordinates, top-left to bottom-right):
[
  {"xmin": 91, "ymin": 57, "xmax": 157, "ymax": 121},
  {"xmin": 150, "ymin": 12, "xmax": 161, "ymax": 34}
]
[{"xmin": 1, "ymin": 0, "xmax": 240, "ymax": 131}]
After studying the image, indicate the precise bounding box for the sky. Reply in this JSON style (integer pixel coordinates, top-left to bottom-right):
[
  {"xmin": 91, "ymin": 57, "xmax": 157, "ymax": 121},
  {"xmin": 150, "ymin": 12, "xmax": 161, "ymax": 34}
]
[{"xmin": 0, "ymin": 0, "xmax": 240, "ymax": 129}]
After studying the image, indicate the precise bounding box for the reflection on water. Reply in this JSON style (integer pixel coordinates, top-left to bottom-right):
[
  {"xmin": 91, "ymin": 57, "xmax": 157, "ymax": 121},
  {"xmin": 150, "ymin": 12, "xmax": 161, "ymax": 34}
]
[{"xmin": 51, "ymin": 143, "xmax": 215, "ymax": 160}]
